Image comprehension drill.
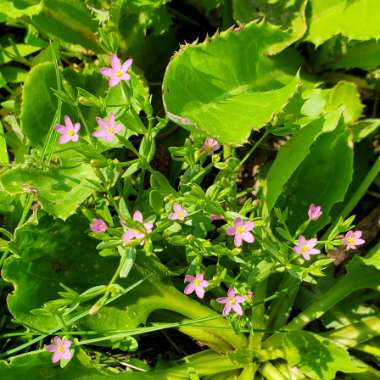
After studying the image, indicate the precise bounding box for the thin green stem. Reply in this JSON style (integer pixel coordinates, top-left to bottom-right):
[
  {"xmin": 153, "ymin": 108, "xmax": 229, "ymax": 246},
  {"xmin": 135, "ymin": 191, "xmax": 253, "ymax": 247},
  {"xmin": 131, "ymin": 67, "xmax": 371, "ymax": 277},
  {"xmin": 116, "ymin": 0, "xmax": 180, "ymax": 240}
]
[{"xmin": 237, "ymin": 131, "xmax": 269, "ymax": 170}]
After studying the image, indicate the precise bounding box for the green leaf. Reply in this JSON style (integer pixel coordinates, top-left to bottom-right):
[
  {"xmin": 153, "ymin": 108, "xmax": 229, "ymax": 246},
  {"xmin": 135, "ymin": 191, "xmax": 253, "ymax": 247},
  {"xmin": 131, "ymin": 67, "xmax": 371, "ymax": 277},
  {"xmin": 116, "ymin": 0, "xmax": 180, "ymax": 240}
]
[
  {"xmin": 281, "ymin": 331, "xmax": 365, "ymax": 379},
  {"xmin": 301, "ymin": 82, "xmax": 364, "ymax": 125},
  {"xmin": 233, "ymin": 0, "xmax": 308, "ymax": 53},
  {"xmin": 281, "ymin": 117, "xmax": 353, "ymax": 233},
  {"xmin": 20, "ymin": 62, "xmax": 60, "ymax": 147},
  {"xmin": 305, "ymin": 0, "xmax": 380, "ymax": 46},
  {"xmin": 3, "ymin": 216, "xmax": 246, "ymax": 351},
  {"xmin": 0, "ymin": 351, "xmax": 108, "ymax": 380},
  {"xmin": 31, "ymin": 0, "xmax": 103, "ymax": 53},
  {"xmin": 0, "ymin": 66, "xmax": 27, "ymax": 84},
  {"xmin": 352, "ymin": 119, "xmax": 380, "ymax": 142},
  {"xmin": 265, "ymin": 113, "xmax": 341, "ymax": 211},
  {"xmin": 162, "ymin": 23, "xmax": 300, "ymax": 146},
  {"xmin": 0, "ymin": 154, "xmax": 97, "ymax": 220},
  {"xmin": 327, "ymin": 40, "xmax": 380, "ymax": 71},
  {"xmin": 0, "ymin": 44, "xmax": 41, "ymax": 65},
  {"xmin": 0, "ymin": 1, "xmax": 42, "ymax": 22},
  {"xmin": 0, "ymin": 121, "xmax": 9, "ymax": 165}
]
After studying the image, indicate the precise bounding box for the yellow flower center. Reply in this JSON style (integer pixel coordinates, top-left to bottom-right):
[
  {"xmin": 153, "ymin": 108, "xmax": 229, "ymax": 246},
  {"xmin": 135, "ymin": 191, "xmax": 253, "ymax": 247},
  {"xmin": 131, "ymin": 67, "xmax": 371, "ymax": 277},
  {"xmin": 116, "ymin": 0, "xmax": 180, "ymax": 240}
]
[
  {"xmin": 57, "ymin": 345, "xmax": 65, "ymax": 353},
  {"xmin": 116, "ymin": 69, "xmax": 123, "ymax": 77},
  {"xmin": 107, "ymin": 127, "xmax": 115, "ymax": 134},
  {"xmin": 178, "ymin": 210, "xmax": 185, "ymax": 220},
  {"xmin": 347, "ymin": 237, "xmax": 354, "ymax": 244},
  {"xmin": 302, "ymin": 245, "xmax": 309, "ymax": 253},
  {"xmin": 236, "ymin": 226, "xmax": 244, "ymax": 235},
  {"xmin": 194, "ymin": 279, "xmax": 201, "ymax": 287},
  {"xmin": 68, "ymin": 130, "xmax": 76, "ymax": 137},
  {"xmin": 228, "ymin": 297, "xmax": 236, "ymax": 305}
]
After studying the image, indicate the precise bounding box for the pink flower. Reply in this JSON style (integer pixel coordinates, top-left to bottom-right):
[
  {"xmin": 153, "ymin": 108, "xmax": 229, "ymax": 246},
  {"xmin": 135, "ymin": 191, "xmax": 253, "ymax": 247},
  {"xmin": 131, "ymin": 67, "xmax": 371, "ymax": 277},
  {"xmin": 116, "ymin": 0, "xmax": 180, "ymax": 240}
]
[
  {"xmin": 92, "ymin": 112, "xmax": 124, "ymax": 142},
  {"xmin": 90, "ymin": 218, "xmax": 107, "ymax": 233},
  {"xmin": 202, "ymin": 138, "xmax": 220, "ymax": 155},
  {"xmin": 209, "ymin": 214, "xmax": 224, "ymax": 221},
  {"xmin": 293, "ymin": 235, "xmax": 320, "ymax": 260},
  {"xmin": 122, "ymin": 211, "xmax": 153, "ymax": 245},
  {"xmin": 226, "ymin": 217, "xmax": 254, "ymax": 248},
  {"xmin": 169, "ymin": 203, "xmax": 187, "ymax": 221},
  {"xmin": 55, "ymin": 115, "xmax": 80, "ymax": 144},
  {"xmin": 308, "ymin": 204, "xmax": 322, "ymax": 221},
  {"xmin": 216, "ymin": 288, "xmax": 246, "ymax": 316},
  {"xmin": 45, "ymin": 336, "xmax": 73, "ymax": 364},
  {"xmin": 342, "ymin": 230, "xmax": 365, "ymax": 250},
  {"xmin": 100, "ymin": 54, "xmax": 133, "ymax": 87},
  {"xmin": 184, "ymin": 273, "xmax": 209, "ymax": 299}
]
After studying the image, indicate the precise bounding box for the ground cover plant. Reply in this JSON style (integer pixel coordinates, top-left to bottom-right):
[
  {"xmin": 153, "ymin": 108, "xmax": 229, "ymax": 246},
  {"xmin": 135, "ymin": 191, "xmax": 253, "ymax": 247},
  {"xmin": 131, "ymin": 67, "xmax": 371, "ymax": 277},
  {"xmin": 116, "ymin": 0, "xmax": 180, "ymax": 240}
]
[{"xmin": 0, "ymin": 0, "xmax": 379, "ymax": 379}]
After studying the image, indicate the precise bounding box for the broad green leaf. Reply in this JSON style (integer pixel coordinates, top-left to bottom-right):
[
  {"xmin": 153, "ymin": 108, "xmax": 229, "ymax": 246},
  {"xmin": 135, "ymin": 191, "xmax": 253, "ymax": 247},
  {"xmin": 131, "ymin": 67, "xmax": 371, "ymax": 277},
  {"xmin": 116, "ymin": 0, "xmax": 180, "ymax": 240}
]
[
  {"xmin": 0, "ymin": 153, "xmax": 97, "ymax": 220},
  {"xmin": 0, "ymin": 1, "xmax": 42, "ymax": 22},
  {"xmin": 285, "ymin": 244, "xmax": 380, "ymax": 330},
  {"xmin": 301, "ymin": 82, "xmax": 363, "ymax": 125},
  {"xmin": 31, "ymin": 0, "xmax": 103, "ymax": 53},
  {"xmin": 282, "ymin": 331, "xmax": 365, "ymax": 379},
  {"xmin": 0, "ymin": 44, "xmax": 41, "ymax": 65},
  {"xmin": 327, "ymin": 40, "xmax": 380, "ymax": 71},
  {"xmin": 0, "ymin": 121, "xmax": 9, "ymax": 165},
  {"xmin": 305, "ymin": 0, "xmax": 380, "ymax": 46},
  {"xmin": 281, "ymin": 118, "xmax": 353, "ymax": 233},
  {"xmin": 0, "ymin": 351, "xmax": 108, "ymax": 380},
  {"xmin": 162, "ymin": 22, "xmax": 300, "ymax": 146},
  {"xmin": 352, "ymin": 119, "xmax": 380, "ymax": 142},
  {"xmin": 0, "ymin": 350, "xmax": 247, "ymax": 380},
  {"xmin": 20, "ymin": 62, "xmax": 61, "ymax": 147},
  {"xmin": 3, "ymin": 216, "xmax": 246, "ymax": 351},
  {"xmin": 265, "ymin": 111, "xmax": 342, "ymax": 211},
  {"xmin": 233, "ymin": 0, "xmax": 308, "ymax": 53},
  {"xmin": 0, "ymin": 66, "xmax": 27, "ymax": 84}
]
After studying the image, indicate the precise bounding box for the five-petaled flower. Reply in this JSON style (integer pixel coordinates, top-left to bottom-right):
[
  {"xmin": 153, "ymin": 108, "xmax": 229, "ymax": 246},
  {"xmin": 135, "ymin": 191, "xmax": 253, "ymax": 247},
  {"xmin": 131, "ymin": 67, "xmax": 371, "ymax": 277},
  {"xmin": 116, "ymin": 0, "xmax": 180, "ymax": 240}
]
[
  {"xmin": 342, "ymin": 230, "xmax": 365, "ymax": 250},
  {"xmin": 100, "ymin": 54, "xmax": 133, "ymax": 87},
  {"xmin": 45, "ymin": 336, "xmax": 73, "ymax": 364},
  {"xmin": 90, "ymin": 218, "xmax": 107, "ymax": 233},
  {"xmin": 293, "ymin": 235, "xmax": 320, "ymax": 260},
  {"xmin": 169, "ymin": 203, "xmax": 187, "ymax": 221},
  {"xmin": 122, "ymin": 211, "xmax": 153, "ymax": 245},
  {"xmin": 308, "ymin": 204, "xmax": 322, "ymax": 221},
  {"xmin": 226, "ymin": 217, "xmax": 254, "ymax": 248},
  {"xmin": 92, "ymin": 112, "xmax": 124, "ymax": 142},
  {"xmin": 184, "ymin": 273, "xmax": 209, "ymax": 299},
  {"xmin": 202, "ymin": 138, "xmax": 221, "ymax": 155},
  {"xmin": 55, "ymin": 115, "xmax": 80, "ymax": 144},
  {"xmin": 216, "ymin": 288, "xmax": 246, "ymax": 316}
]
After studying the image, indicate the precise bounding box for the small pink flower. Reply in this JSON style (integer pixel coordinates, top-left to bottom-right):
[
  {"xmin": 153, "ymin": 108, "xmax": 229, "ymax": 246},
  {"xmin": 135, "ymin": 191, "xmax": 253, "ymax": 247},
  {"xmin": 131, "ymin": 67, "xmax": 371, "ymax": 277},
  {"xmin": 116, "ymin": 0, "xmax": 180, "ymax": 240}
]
[
  {"xmin": 184, "ymin": 273, "xmax": 209, "ymax": 299},
  {"xmin": 293, "ymin": 235, "xmax": 320, "ymax": 260},
  {"xmin": 55, "ymin": 115, "xmax": 80, "ymax": 144},
  {"xmin": 100, "ymin": 54, "xmax": 133, "ymax": 87},
  {"xmin": 90, "ymin": 218, "xmax": 107, "ymax": 233},
  {"xmin": 202, "ymin": 138, "xmax": 220, "ymax": 155},
  {"xmin": 226, "ymin": 217, "xmax": 254, "ymax": 248},
  {"xmin": 342, "ymin": 230, "xmax": 365, "ymax": 250},
  {"xmin": 169, "ymin": 203, "xmax": 187, "ymax": 221},
  {"xmin": 92, "ymin": 112, "xmax": 124, "ymax": 142},
  {"xmin": 216, "ymin": 288, "xmax": 246, "ymax": 316},
  {"xmin": 209, "ymin": 214, "xmax": 224, "ymax": 221},
  {"xmin": 308, "ymin": 204, "xmax": 322, "ymax": 221},
  {"xmin": 45, "ymin": 336, "xmax": 73, "ymax": 364},
  {"xmin": 122, "ymin": 211, "xmax": 153, "ymax": 245}
]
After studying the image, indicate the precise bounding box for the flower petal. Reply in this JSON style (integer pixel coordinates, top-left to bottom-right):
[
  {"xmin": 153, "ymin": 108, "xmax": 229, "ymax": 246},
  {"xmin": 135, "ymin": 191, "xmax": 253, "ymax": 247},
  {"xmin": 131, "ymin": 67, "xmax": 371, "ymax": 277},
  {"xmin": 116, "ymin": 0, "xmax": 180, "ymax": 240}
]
[
  {"xmin": 195, "ymin": 286, "xmax": 205, "ymax": 299},
  {"xmin": 232, "ymin": 303, "xmax": 243, "ymax": 315},
  {"xmin": 222, "ymin": 304, "xmax": 232, "ymax": 316},
  {"xmin": 184, "ymin": 275, "xmax": 195, "ymax": 283},
  {"xmin": 242, "ymin": 232, "xmax": 254, "ymax": 243},
  {"xmin": 52, "ymin": 351, "xmax": 62, "ymax": 363},
  {"xmin": 109, "ymin": 75, "xmax": 120, "ymax": 87},
  {"xmin": 100, "ymin": 67, "xmax": 114, "ymax": 77},
  {"xmin": 227, "ymin": 288, "xmax": 235, "ymax": 297},
  {"xmin": 226, "ymin": 227, "xmax": 236, "ymax": 236},
  {"xmin": 216, "ymin": 297, "xmax": 228, "ymax": 304},
  {"xmin": 133, "ymin": 211, "xmax": 143, "ymax": 223},
  {"xmin": 184, "ymin": 283, "xmax": 195, "ymax": 295},
  {"xmin": 234, "ymin": 234, "xmax": 242, "ymax": 247},
  {"xmin": 122, "ymin": 58, "xmax": 133, "ymax": 72},
  {"xmin": 110, "ymin": 54, "xmax": 121, "ymax": 70}
]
